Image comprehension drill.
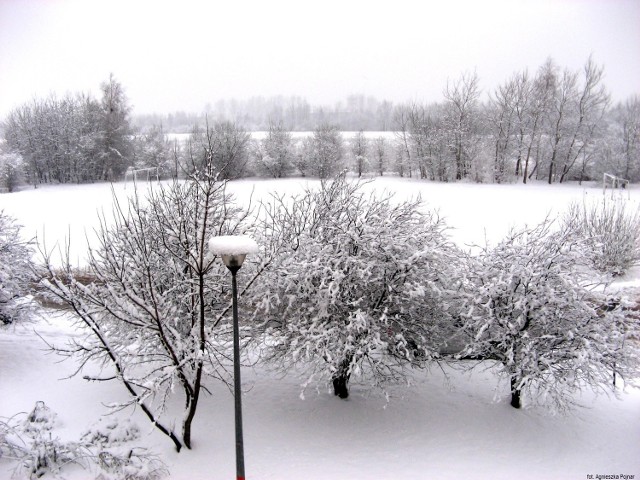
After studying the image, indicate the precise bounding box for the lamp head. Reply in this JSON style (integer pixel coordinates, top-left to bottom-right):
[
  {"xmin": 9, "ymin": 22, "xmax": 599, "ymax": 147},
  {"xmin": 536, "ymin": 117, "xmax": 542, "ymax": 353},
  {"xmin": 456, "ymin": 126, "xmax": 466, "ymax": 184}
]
[
  {"xmin": 220, "ymin": 253, "xmax": 246, "ymax": 272},
  {"xmin": 208, "ymin": 235, "xmax": 258, "ymax": 273}
]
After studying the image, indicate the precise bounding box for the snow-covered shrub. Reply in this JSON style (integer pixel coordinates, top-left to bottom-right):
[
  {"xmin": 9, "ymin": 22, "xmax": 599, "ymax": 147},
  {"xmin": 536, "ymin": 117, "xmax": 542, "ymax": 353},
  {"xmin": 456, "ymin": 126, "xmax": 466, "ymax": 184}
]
[
  {"xmin": 254, "ymin": 173, "xmax": 461, "ymax": 399},
  {"xmin": 0, "ymin": 401, "xmax": 89, "ymax": 479},
  {"xmin": 39, "ymin": 172, "xmax": 269, "ymax": 451},
  {"xmin": 80, "ymin": 416, "xmax": 168, "ymax": 480},
  {"xmin": 22, "ymin": 401, "xmax": 58, "ymax": 435},
  {"xmin": 457, "ymin": 219, "xmax": 638, "ymax": 411},
  {"xmin": 83, "ymin": 417, "xmax": 167, "ymax": 479},
  {"xmin": 562, "ymin": 198, "xmax": 640, "ymax": 276},
  {"xmin": 0, "ymin": 415, "xmax": 27, "ymax": 463},
  {"xmin": 19, "ymin": 401, "xmax": 84, "ymax": 479},
  {"xmin": 81, "ymin": 417, "xmax": 141, "ymax": 448},
  {"xmin": 1, "ymin": 403, "xmax": 168, "ymax": 479},
  {"xmin": 95, "ymin": 448, "xmax": 168, "ymax": 480},
  {"xmin": 0, "ymin": 210, "xmax": 35, "ymax": 325}
]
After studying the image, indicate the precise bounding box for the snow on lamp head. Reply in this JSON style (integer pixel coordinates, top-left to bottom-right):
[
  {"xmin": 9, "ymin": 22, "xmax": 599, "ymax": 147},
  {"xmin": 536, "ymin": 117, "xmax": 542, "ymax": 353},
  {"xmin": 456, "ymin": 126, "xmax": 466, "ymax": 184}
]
[{"xmin": 208, "ymin": 235, "xmax": 259, "ymax": 272}]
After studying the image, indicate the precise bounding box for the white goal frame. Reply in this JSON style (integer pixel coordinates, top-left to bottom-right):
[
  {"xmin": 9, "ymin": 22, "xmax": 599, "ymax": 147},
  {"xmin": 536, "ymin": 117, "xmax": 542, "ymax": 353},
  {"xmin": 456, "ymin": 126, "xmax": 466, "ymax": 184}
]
[
  {"xmin": 603, "ymin": 173, "xmax": 630, "ymax": 198},
  {"xmin": 124, "ymin": 167, "xmax": 159, "ymax": 188}
]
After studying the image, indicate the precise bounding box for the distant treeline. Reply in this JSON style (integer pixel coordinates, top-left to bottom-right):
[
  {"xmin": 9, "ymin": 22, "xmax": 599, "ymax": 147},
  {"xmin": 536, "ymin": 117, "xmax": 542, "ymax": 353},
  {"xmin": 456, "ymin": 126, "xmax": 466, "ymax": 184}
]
[
  {"xmin": 1, "ymin": 57, "xmax": 639, "ymax": 190},
  {"xmin": 133, "ymin": 95, "xmax": 395, "ymax": 133}
]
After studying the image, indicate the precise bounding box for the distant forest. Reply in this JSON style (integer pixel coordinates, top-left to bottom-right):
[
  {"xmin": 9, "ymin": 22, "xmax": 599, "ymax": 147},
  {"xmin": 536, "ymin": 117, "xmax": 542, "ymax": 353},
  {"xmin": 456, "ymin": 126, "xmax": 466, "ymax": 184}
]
[{"xmin": 132, "ymin": 94, "xmax": 395, "ymax": 133}]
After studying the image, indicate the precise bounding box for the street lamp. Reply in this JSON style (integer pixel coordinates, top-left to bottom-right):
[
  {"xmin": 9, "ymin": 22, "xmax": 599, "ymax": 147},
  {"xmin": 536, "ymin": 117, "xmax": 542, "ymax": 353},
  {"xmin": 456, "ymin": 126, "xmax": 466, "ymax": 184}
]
[{"xmin": 208, "ymin": 234, "xmax": 259, "ymax": 480}]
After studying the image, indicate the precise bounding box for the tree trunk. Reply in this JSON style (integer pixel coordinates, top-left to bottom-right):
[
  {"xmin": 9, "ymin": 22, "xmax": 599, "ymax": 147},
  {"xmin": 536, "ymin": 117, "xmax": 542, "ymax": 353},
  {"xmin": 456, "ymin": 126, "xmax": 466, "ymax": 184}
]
[
  {"xmin": 547, "ymin": 155, "xmax": 555, "ymax": 184},
  {"xmin": 332, "ymin": 356, "xmax": 352, "ymax": 399},
  {"xmin": 510, "ymin": 377, "xmax": 522, "ymax": 409}
]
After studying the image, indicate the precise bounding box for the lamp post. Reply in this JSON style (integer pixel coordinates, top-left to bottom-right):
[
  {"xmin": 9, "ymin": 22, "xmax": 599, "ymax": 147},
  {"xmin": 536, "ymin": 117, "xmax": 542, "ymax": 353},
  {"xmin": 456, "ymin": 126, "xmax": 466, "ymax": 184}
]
[{"xmin": 208, "ymin": 235, "xmax": 259, "ymax": 480}]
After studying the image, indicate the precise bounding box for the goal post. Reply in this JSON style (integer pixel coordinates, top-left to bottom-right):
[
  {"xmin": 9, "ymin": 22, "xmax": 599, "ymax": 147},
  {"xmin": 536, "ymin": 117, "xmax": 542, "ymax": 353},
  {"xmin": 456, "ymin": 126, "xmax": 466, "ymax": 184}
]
[
  {"xmin": 124, "ymin": 167, "xmax": 159, "ymax": 187},
  {"xmin": 603, "ymin": 173, "xmax": 630, "ymax": 198}
]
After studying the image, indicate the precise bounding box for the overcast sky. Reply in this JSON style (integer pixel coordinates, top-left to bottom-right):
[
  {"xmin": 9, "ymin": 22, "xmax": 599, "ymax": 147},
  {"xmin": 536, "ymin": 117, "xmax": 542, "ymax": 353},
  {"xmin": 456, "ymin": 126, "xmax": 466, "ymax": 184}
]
[{"xmin": 1, "ymin": 0, "xmax": 639, "ymax": 118}]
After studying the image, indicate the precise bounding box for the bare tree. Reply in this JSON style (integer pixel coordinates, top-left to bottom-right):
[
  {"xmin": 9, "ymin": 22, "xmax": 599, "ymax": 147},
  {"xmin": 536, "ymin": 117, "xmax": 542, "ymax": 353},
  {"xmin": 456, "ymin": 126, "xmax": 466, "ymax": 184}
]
[
  {"xmin": 488, "ymin": 76, "xmax": 518, "ymax": 183},
  {"xmin": 603, "ymin": 96, "xmax": 640, "ymax": 182},
  {"xmin": 401, "ymin": 103, "xmax": 448, "ymax": 181},
  {"xmin": 183, "ymin": 120, "xmax": 251, "ymax": 180},
  {"xmin": 557, "ymin": 57, "xmax": 610, "ymax": 183},
  {"xmin": 207, "ymin": 121, "xmax": 251, "ymax": 179},
  {"xmin": 254, "ymin": 120, "xmax": 295, "ymax": 178},
  {"xmin": 510, "ymin": 71, "xmax": 534, "ymax": 181},
  {"xmin": 393, "ymin": 105, "xmax": 414, "ymax": 178},
  {"xmin": 350, "ymin": 130, "xmax": 369, "ymax": 177},
  {"xmin": 373, "ymin": 136, "xmax": 386, "ymax": 176},
  {"xmin": 135, "ymin": 123, "xmax": 174, "ymax": 178},
  {"xmin": 517, "ymin": 62, "xmax": 554, "ymax": 182},
  {"xmin": 39, "ymin": 171, "xmax": 269, "ymax": 451},
  {"xmin": 618, "ymin": 96, "xmax": 640, "ymax": 181},
  {"xmin": 443, "ymin": 71, "xmax": 481, "ymax": 180},
  {"xmin": 307, "ymin": 123, "xmax": 344, "ymax": 179},
  {"xmin": 407, "ymin": 103, "xmax": 430, "ymax": 179},
  {"xmin": 540, "ymin": 57, "xmax": 610, "ymax": 184}
]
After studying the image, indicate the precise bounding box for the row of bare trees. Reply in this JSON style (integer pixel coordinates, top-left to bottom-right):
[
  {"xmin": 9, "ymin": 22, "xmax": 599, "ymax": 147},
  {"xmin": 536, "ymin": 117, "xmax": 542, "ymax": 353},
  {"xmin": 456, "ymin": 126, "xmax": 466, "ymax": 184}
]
[
  {"xmin": 181, "ymin": 120, "xmax": 345, "ymax": 180},
  {"xmin": 2, "ymin": 57, "xmax": 638, "ymax": 188},
  {"xmin": 136, "ymin": 69, "xmax": 637, "ymax": 183},
  {"xmin": 189, "ymin": 56, "xmax": 637, "ymax": 185},
  {"xmin": 391, "ymin": 56, "xmax": 636, "ymax": 184},
  {"xmin": 131, "ymin": 56, "xmax": 638, "ymax": 185}
]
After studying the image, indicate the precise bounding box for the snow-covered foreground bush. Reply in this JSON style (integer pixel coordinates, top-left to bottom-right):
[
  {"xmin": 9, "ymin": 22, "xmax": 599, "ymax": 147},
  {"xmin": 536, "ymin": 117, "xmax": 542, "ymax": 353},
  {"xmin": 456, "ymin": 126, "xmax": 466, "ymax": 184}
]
[
  {"xmin": 0, "ymin": 401, "xmax": 167, "ymax": 479},
  {"xmin": 0, "ymin": 210, "xmax": 35, "ymax": 325},
  {"xmin": 562, "ymin": 198, "xmax": 640, "ymax": 276},
  {"xmin": 0, "ymin": 401, "xmax": 86, "ymax": 478},
  {"xmin": 457, "ymin": 218, "xmax": 639, "ymax": 411},
  {"xmin": 253, "ymin": 173, "xmax": 462, "ymax": 399}
]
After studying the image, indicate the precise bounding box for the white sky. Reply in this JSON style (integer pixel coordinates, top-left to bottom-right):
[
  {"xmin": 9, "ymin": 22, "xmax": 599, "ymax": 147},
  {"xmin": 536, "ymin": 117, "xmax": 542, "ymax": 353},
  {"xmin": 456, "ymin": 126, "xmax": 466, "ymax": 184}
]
[{"xmin": 0, "ymin": 0, "xmax": 639, "ymax": 118}]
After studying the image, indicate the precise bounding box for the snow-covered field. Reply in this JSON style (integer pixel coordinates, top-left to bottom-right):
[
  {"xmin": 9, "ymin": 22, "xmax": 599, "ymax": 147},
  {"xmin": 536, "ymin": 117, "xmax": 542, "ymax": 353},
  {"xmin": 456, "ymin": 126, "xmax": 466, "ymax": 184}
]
[
  {"xmin": 1, "ymin": 177, "xmax": 639, "ymax": 479},
  {"xmin": 2, "ymin": 176, "xmax": 638, "ymax": 265}
]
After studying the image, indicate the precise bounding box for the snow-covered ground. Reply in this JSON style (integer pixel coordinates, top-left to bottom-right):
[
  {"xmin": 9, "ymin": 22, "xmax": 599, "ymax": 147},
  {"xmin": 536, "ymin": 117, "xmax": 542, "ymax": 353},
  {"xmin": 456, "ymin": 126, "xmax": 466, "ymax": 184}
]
[
  {"xmin": 2, "ymin": 176, "xmax": 638, "ymax": 265},
  {"xmin": 1, "ymin": 177, "xmax": 639, "ymax": 479}
]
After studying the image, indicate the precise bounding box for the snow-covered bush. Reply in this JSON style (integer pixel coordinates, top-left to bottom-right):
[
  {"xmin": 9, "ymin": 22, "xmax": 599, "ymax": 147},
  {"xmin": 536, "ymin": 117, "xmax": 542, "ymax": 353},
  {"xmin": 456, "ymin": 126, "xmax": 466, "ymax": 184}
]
[
  {"xmin": 254, "ymin": 173, "xmax": 461, "ymax": 399},
  {"xmin": 0, "ymin": 210, "xmax": 35, "ymax": 325},
  {"xmin": 0, "ymin": 401, "xmax": 88, "ymax": 479},
  {"xmin": 39, "ymin": 172, "xmax": 269, "ymax": 451},
  {"xmin": 81, "ymin": 417, "xmax": 141, "ymax": 448},
  {"xmin": 562, "ymin": 198, "xmax": 640, "ymax": 276},
  {"xmin": 457, "ymin": 219, "xmax": 638, "ymax": 411},
  {"xmin": 83, "ymin": 418, "xmax": 167, "ymax": 480},
  {"xmin": 1, "ymin": 403, "xmax": 167, "ymax": 479},
  {"xmin": 94, "ymin": 448, "xmax": 168, "ymax": 480}
]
